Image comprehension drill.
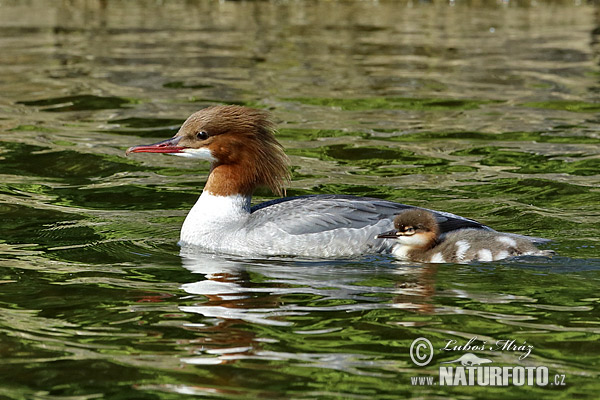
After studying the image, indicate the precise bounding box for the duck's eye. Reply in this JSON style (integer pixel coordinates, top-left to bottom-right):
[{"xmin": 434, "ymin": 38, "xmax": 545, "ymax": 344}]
[
  {"xmin": 196, "ymin": 131, "xmax": 209, "ymax": 140},
  {"xmin": 403, "ymin": 227, "xmax": 415, "ymax": 235}
]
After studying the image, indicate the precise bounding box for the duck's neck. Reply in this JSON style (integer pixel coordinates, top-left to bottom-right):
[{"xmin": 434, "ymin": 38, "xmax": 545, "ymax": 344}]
[
  {"xmin": 199, "ymin": 190, "xmax": 252, "ymax": 217},
  {"xmin": 204, "ymin": 163, "xmax": 257, "ymax": 197},
  {"xmin": 179, "ymin": 165, "xmax": 254, "ymax": 246}
]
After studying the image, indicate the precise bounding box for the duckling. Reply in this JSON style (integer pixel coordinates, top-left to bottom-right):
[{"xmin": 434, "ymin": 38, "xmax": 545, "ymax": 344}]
[{"xmin": 377, "ymin": 209, "xmax": 554, "ymax": 263}]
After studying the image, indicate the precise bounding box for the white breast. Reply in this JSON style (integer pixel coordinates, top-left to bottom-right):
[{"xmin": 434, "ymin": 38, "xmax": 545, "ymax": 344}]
[{"xmin": 179, "ymin": 192, "xmax": 251, "ymax": 252}]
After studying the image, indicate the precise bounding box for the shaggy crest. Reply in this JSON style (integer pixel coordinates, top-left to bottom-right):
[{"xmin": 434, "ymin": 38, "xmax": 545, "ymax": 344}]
[{"xmin": 180, "ymin": 105, "xmax": 291, "ymax": 197}]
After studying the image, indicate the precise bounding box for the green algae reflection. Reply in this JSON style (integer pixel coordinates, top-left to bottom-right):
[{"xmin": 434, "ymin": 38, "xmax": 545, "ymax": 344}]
[
  {"xmin": 522, "ymin": 100, "xmax": 600, "ymax": 113},
  {"xmin": 284, "ymin": 97, "xmax": 502, "ymax": 111},
  {"xmin": 18, "ymin": 95, "xmax": 138, "ymax": 112}
]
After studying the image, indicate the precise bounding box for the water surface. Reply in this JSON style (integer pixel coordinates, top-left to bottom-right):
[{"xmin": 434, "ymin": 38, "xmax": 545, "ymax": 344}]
[{"xmin": 0, "ymin": 0, "xmax": 599, "ymax": 399}]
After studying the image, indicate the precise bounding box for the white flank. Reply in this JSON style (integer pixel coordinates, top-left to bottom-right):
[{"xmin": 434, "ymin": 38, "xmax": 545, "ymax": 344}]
[
  {"xmin": 496, "ymin": 236, "xmax": 517, "ymax": 247},
  {"xmin": 494, "ymin": 250, "xmax": 510, "ymax": 260},
  {"xmin": 430, "ymin": 252, "xmax": 445, "ymax": 263},
  {"xmin": 454, "ymin": 240, "xmax": 471, "ymax": 261},
  {"xmin": 477, "ymin": 249, "xmax": 493, "ymax": 261}
]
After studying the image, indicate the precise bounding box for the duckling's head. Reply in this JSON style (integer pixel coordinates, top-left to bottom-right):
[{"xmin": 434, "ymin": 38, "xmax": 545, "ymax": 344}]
[{"xmin": 377, "ymin": 209, "xmax": 440, "ymax": 249}]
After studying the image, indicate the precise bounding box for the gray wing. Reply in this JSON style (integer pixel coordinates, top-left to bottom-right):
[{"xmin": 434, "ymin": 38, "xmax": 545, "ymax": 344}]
[{"xmin": 249, "ymin": 194, "xmax": 490, "ymax": 235}]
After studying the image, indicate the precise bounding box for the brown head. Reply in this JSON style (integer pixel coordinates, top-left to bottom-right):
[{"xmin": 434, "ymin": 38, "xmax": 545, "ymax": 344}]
[
  {"xmin": 126, "ymin": 105, "xmax": 290, "ymax": 197},
  {"xmin": 377, "ymin": 209, "xmax": 440, "ymax": 249}
]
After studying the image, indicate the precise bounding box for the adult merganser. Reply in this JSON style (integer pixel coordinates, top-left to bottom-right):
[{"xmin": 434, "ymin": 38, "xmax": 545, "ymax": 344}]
[
  {"xmin": 377, "ymin": 209, "xmax": 554, "ymax": 263},
  {"xmin": 126, "ymin": 105, "xmax": 491, "ymax": 258}
]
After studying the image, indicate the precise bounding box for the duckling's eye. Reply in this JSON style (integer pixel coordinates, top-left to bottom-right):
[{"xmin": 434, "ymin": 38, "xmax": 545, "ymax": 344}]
[
  {"xmin": 404, "ymin": 227, "xmax": 415, "ymax": 235},
  {"xmin": 196, "ymin": 131, "xmax": 209, "ymax": 140}
]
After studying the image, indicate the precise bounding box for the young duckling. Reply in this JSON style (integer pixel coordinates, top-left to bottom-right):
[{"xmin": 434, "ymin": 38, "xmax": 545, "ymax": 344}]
[{"xmin": 377, "ymin": 209, "xmax": 554, "ymax": 263}]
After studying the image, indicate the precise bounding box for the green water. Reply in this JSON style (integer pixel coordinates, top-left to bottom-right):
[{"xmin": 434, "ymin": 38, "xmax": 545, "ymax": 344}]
[{"xmin": 0, "ymin": 0, "xmax": 599, "ymax": 399}]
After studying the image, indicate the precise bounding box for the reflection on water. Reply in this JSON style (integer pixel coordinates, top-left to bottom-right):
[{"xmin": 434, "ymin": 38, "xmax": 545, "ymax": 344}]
[
  {"xmin": 175, "ymin": 251, "xmax": 599, "ymax": 383},
  {"xmin": 179, "ymin": 252, "xmax": 432, "ymax": 328},
  {"xmin": 0, "ymin": 0, "xmax": 599, "ymax": 398}
]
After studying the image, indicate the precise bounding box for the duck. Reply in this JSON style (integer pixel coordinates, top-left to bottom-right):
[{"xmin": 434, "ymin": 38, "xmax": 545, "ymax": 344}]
[
  {"xmin": 377, "ymin": 209, "xmax": 554, "ymax": 263},
  {"xmin": 126, "ymin": 105, "xmax": 496, "ymax": 258}
]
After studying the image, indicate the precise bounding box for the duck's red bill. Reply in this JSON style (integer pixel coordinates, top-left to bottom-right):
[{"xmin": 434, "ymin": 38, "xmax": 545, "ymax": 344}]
[{"xmin": 126, "ymin": 137, "xmax": 184, "ymax": 155}]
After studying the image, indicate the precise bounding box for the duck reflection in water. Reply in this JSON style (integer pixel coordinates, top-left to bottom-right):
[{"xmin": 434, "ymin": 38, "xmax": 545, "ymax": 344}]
[{"xmin": 177, "ymin": 250, "xmax": 439, "ymax": 367}]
